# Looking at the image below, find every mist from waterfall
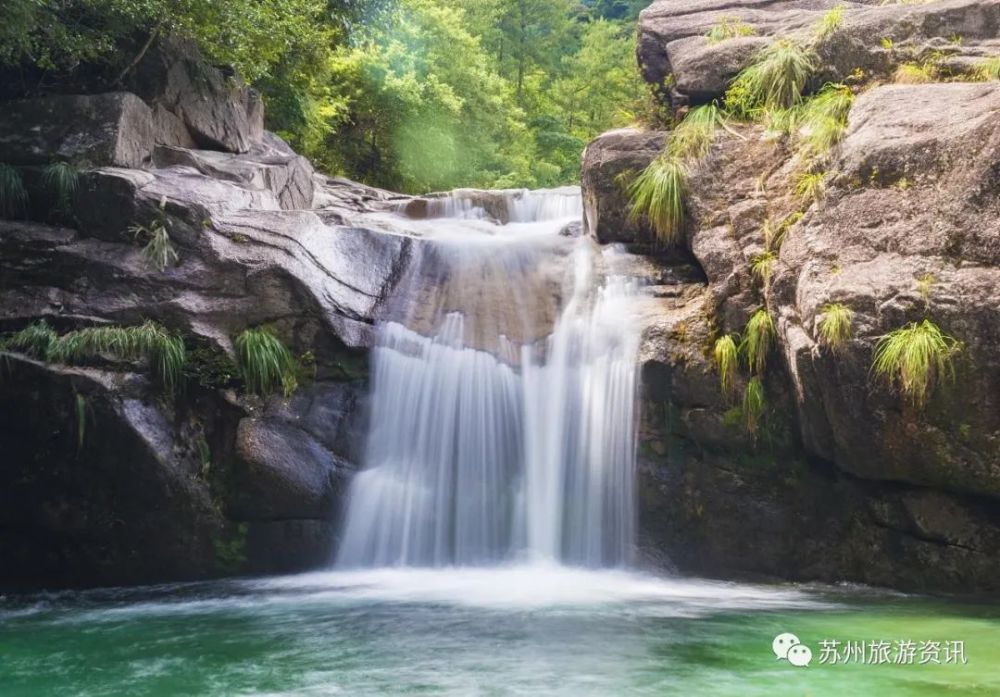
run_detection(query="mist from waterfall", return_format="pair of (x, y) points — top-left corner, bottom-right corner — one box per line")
(336, 188), (641, 569)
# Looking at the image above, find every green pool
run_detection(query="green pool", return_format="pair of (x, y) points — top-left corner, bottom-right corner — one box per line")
(2, 565), (997, 696)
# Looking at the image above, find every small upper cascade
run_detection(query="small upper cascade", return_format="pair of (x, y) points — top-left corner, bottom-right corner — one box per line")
(397, 186), (583, 225)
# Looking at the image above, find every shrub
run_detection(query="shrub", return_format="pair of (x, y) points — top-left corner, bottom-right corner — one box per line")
(628, 155), (687, 244)
(817, 303), (853, 352)
(871, 319), (961, 407)
(741, 309), (775, 375)
(742, 376), (765, 435)
(42, 162), (79, 213)
(893, 63), (933, 84)
(707, 16), (755, 44)
(725, 40), (817, 119)
(713, 334), (740, 395)
(235, 326), (299, 397)
(0, 163), (28, 218)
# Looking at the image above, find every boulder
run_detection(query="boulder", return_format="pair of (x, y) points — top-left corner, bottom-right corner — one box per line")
(127, 36), (264, 153)
(581, 128), (666, 245)
(638, 0), (1000, 107)
(0, 92), (154, 168)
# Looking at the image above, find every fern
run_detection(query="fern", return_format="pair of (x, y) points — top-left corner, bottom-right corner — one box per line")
(0, 163), (28, 218)
(872, 319), (960, 407)
(628, 155), (687, 244)
(235, 326), (299, 397)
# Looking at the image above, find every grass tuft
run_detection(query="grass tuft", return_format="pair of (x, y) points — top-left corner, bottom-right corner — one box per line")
(131, 219), (179, 272)
(893, 63), (934, 84)
(713, 334), (740, 395)
(741, 309), (775, 375)
(725, 40), (817, 119)
(742, 376), (765, 436)
(235, 326), (299, 397)
(796, 83), (853, 155)
(2, 320), (58, 358)
(42, 162), (80, 213)
(628, 155), (687, 244)
(0, 163), (28, 218)
(817, 303), (853, 352)
(813, 5), (845, 42)
(668, 104), (723, 161)
(973, 56), (1000, 81)
(751, 251), (776, 286)
(706, 16), (755, 44)
(795, 171), (826, 202)
(872, 319), (960, 407)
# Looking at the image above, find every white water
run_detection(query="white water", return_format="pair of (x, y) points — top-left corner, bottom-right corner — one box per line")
(336, 187), (641, 569)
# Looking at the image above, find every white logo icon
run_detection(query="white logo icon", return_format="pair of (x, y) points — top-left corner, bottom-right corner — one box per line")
(773, 632), (811, 667)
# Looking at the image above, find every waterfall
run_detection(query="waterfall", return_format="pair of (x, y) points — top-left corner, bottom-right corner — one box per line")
(336, 187), (640, 569)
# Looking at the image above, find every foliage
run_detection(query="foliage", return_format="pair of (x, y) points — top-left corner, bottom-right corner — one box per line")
(713, 334), (740, 395)
(0, 163), (28, 218)
(42, 161), (80, 213)
(628, 155), (687, 244)
(751, 251), (776, 286)
(131, 201), (178, 271)
(2, 319), (186, 393)
(668, 104), (722, 160)
(742, 376), (765, 436)
(706, 17), (755, 44)
(813, 5), (844, 41)
(974, 57), (1000, 81)
(817, 303), (853, 352)
(872, 319), (960, 407)
(235, 327), (299, 397)
(724, 40), (817, 119)
(741, 309), (775, 375)
(795, 171), (826, 201)
(795, 83), (853, 155)
(894, 63), (934, 84)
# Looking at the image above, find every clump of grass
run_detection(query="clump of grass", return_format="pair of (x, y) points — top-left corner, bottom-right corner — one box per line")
(974, 56), (1000, 81)
(741, 309), (775, 375)
(796, 83), (854, 155)
(0, 163), (28, 218)
(42, 162), (79, 213)
(668, 104), (723, 160)
(916, 272), (936, 305)
(235, 326), (299, 397)
(742, 376), (765, 435)
(894, 63), (934, 84)
(751, 251), (776, 286)
(813, 4), (845, 42)
(707, 16), (755, 44)
(714, 334), (740, 395)
(131, 218), (179, 271)
(2, 319), (58, 358)
(50, 321), (186, 393)
(3, 320), (186, 393)
(872, 319), (961, 407)
(725, 40), (817, 119)
(817, 303), (854, 352)
(795, 171), (826, 202)
(628, 155), (687, 244)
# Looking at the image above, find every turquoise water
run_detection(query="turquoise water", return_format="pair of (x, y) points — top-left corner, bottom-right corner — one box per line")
(1, 565), (998, 696)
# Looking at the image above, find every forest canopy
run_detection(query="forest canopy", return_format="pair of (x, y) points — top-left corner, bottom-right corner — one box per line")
(1, 0), (649, 193)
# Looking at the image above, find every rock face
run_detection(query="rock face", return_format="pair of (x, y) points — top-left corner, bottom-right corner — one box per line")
(638, 0), (1000, 107)
(587, 2), (1000, 593)
(0, 42), (422, 590)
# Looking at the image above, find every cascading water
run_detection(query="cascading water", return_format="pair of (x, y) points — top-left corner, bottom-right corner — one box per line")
(336, 187), (641, 569)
